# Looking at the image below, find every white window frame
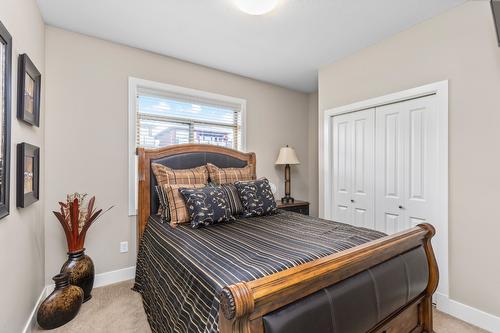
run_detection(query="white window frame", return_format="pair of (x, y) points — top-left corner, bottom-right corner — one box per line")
(128, 77), (247, 216)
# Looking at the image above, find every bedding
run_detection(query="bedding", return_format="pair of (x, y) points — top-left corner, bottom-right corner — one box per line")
(165, 184), (206, 225)
(206, 163), (255, 184)
(155, 185), (170, 222)
(152, 164), (209, 187)
(179, 186), (235, 228)
(219, 183), (243, 216)
(134, 210), (386, 333)
(234, 178), (277, 217)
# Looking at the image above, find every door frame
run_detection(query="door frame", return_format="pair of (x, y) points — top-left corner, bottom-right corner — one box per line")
(320, 80), (449, 296)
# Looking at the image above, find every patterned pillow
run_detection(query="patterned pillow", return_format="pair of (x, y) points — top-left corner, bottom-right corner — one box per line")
(234, 178), (277, 217)
(165, 184), (206, 225)
(206, 163), (255, 185)
(151, 164), (209, 216)
(152, 164), (208, 186)
(220, 183), (243, 216)
(155, 185), (170, 222)
(179, 186), (235, 228)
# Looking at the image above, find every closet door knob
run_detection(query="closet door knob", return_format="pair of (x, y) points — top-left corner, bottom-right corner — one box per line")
(399, 205), (404, 209)
(350, 199), (355, 203)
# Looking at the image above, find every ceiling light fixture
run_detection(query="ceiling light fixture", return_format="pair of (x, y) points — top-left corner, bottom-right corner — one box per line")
(233, 0), (280, 15)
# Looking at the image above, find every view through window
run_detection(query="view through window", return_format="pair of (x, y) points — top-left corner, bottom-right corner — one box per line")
(136, 91), (243, 151)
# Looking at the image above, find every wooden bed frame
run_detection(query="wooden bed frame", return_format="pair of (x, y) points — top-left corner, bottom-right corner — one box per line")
(137, 144), (439, 333)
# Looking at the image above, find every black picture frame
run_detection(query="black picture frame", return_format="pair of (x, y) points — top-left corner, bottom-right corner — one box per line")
(17, 143), (40, 208)
(492, 0), (500, 47)
(0, 20), (12, 219)
(17, 54), (41, 127)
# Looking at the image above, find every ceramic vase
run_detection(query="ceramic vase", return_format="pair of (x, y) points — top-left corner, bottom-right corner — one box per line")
(60, 248), (95, 302)
(37, 273), (84, 329)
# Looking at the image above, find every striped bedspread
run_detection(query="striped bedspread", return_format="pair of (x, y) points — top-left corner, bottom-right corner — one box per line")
(133, 211), (386, 333)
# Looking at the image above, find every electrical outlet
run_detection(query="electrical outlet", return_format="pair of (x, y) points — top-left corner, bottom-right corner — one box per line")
(120, 241), (128, 253)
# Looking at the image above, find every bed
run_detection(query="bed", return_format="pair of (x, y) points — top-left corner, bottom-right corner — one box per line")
(134, 144), (439, 333)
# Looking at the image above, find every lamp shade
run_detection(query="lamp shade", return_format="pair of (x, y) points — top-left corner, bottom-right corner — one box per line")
(275, 146), (300, 165)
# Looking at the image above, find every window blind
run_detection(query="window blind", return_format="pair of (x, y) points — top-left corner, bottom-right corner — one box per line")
(136, 88), (243, 150)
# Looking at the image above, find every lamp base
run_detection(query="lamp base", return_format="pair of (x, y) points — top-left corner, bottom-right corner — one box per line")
(281, 196), (295, 204)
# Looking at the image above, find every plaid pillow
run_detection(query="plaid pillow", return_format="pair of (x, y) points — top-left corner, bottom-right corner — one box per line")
(165, 184), (206, 225)
(152, 164), (208, 186)
(155, 185), (170, 223)
(206, 163), (255, 184)
(151, 164), (208, 216)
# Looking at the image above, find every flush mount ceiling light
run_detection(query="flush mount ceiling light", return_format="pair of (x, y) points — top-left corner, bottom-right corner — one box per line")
(233, 0), (280, 15)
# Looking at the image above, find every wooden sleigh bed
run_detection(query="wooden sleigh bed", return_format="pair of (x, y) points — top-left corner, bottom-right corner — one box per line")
(135, 144), (439, 333)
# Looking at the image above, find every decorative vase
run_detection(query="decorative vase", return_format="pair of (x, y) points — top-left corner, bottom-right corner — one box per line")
(60, 248), (95, 302)
(37, 273), (84, 330)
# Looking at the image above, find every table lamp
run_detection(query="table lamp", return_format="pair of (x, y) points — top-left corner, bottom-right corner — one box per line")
(275, 145), (300, 203)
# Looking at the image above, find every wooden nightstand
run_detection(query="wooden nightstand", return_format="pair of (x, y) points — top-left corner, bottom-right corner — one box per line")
(276, 200), (310, 216)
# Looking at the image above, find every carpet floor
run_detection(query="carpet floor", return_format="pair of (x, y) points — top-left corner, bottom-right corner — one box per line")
(33, 280), (488, 333)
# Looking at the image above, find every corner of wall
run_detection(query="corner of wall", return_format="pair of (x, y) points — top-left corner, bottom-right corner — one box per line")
(308, 91), (319, 217)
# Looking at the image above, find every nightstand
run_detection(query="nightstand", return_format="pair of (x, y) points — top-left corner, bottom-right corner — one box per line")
(276, 200), (310, 216)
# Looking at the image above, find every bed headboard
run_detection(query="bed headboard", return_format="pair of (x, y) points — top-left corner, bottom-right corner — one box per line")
(136, 144), (256, 243)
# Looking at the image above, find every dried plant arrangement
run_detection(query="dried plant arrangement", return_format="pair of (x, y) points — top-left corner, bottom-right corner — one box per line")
(53, 193), (113, 253)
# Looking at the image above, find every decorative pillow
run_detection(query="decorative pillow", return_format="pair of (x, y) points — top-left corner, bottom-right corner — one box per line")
(151, 164), (208, 216)
(220, 183), (243, 216)
(155, 185), (170, 222)
(179, 186), (235, 228)
(165, 184), (206, 225)
(234, 178), (277, 217)
(152, 164), (208, 187)
(206, 163), (255, 185)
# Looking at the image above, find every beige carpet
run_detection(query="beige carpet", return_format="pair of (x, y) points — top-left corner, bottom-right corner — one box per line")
(34, 280), (151, 333)
(34, 280), (488, 333)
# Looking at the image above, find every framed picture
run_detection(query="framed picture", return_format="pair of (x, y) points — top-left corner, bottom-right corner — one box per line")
(17, 143), (40, 208)
(0, 20), (12, 219)
(17, 54), (41, 127)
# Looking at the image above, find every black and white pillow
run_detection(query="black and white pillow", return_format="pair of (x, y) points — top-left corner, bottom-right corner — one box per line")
(234, 178), (277, 218)
(220, 183), (244, 216)
(179, 186), (235, 228)
(155, 185), (170, 223)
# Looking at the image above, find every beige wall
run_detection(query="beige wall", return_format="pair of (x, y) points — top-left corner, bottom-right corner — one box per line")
(44, 27), (311, 283)
(0, 0), (45, 331)
(318, 1), (500, 317)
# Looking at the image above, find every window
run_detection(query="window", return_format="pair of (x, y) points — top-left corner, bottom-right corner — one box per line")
(128, 78), (246, 215)
(136, 91), (243, 150)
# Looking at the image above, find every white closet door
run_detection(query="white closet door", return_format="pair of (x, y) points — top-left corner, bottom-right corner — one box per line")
(375, 95), (437, 233)
(332, 115), (352, 223)
(375, 103), (406, 233)
(350, 110), (375, 229)
(403, 97), (438, 228)
(332, 109), (375, 228)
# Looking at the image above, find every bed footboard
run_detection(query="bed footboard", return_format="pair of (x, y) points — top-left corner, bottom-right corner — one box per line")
(219, 224), (438, 333)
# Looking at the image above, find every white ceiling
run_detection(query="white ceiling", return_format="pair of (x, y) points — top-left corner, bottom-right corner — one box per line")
(37, 0), (465, 93)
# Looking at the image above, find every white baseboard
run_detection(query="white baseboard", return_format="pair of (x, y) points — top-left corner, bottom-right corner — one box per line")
(45, 266), (136, 296)
(25, 266), (136, 332)
(94, 266), (136, 289)
(436, 292), (500, 332)
(22, 286), (49, 333)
